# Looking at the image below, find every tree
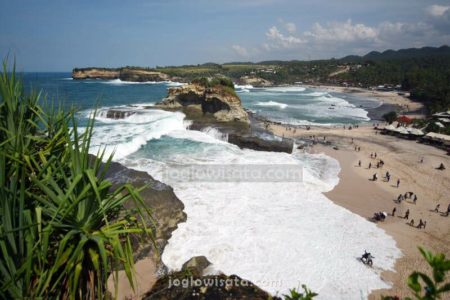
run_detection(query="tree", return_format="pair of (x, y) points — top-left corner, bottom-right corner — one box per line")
(383, 111), (398, 124)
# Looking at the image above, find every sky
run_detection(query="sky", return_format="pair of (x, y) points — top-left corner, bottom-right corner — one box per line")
(1, 0), (449, 71)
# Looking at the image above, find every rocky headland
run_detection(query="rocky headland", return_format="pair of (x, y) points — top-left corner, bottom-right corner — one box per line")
(72, 67), (171, 82)
(155, 79), (249, 123)
(238, 75), (273, 87)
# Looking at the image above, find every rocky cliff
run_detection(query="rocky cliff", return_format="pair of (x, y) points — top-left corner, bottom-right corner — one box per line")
(72, 67), (170, 82)
(239, 75), (273, 87)
(155, 83), (249, 123)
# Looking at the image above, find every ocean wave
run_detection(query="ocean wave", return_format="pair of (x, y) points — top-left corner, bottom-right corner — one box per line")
(99, 79), (185, 86)
(262, 86), (306, 92)
(255, 101), (288, 109)
(234, 84), (254, 89)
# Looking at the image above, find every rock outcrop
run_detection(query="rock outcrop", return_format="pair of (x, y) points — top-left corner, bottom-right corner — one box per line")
(143, 273), (279, 300)
(228, 133), (294, 153)
(104, 161), (186, 261)
(239, 75), (273, 87)
(72, 67), (170, 82)
(72, 68), (120, 80)
(155, 83), (249, 123)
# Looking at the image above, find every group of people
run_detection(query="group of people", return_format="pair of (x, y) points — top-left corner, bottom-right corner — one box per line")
(396, 192), (418, 204)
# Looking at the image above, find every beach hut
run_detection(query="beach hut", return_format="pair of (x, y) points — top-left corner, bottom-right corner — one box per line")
(382, 124), (396, 135)
(407, 128), (424, 136)
(421, 132), (450, 148)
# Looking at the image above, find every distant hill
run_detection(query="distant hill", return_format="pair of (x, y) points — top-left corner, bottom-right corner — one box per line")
(340, 45), (450, 62)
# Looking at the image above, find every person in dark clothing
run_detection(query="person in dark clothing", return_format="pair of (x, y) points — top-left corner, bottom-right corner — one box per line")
(392, 207), (396, 216)
(397, 179), (400, 188)
(404, 209), (410, 220)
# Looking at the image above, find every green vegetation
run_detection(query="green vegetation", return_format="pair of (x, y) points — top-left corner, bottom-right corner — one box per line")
(383, 247), (450, 300)
(283, 285), (318, 300)
(0, 62), (153, 299)
(383, 111), (398, 124)
(191, 76), (237, 97)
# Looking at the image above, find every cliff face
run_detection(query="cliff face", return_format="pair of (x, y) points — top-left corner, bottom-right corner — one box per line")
(72, 68), (119, 80)
(155, 84), (249, 123)
(239, 75), (273, 87)
(72, 67), (170, 82)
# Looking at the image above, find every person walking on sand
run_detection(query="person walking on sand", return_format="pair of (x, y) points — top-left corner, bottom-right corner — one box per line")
(413, 194), (417, 204)
(409, 219), (414, 226)
(397, 179), (400, 188)
(404, 209), (410, 220)
(392, 207), (396, 216)
(417, 219), (424, 229)
(434, 204), (440, 213)
(358, 160), (361, 167)
(374, 152), (377, 158)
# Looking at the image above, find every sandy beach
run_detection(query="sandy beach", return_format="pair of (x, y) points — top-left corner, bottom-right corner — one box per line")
(268, 123), (450, 298)
(304, 84), (426, 119)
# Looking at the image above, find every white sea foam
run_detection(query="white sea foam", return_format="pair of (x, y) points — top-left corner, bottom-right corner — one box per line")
(89, 108), (187, 159)
(263, 86), (306, 92)
(85, 104), (400, 299)
(234, 84), (254, 89)
(118, 137), (401, 299)
(99, 79), (185, 86)
(256, 101), (288, 109)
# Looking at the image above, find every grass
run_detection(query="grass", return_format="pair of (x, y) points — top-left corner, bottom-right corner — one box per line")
(0, 60), (153, 299)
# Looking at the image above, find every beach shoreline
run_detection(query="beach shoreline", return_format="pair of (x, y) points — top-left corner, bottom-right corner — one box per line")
(303, 84), (426, 119)
(266, 123), (450, 299)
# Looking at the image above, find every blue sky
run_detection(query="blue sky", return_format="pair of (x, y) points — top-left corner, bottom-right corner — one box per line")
(1, 0), (449, 71)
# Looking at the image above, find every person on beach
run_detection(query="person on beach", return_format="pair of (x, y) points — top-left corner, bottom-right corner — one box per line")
(409, 219), (414, 226)
(392, 207), (396, 216)
(370, 153), (373, 158)
(413, 194), (417, 204)
(397, 179), (400, 188)
(369, 162), (372, 169)
(372, 173), (378, 181)
(374, 152), (377, 158)
(358, 160), (361, 167)
(437, 163), (446, 170)
(446, 204), (450, 216)
(404, 209), (410, 220)
(397, 194), (404, 202)
(420, 157), (424, 163)
(434, 204), (440, 213)
(386, 171), (390, 178)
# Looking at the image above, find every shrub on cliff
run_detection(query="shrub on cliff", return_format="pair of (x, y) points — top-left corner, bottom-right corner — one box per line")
(0, 61), (153, 299)
(192, 76), (235, 90)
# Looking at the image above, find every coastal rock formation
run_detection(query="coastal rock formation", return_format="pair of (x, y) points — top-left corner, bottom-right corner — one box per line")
(120, 68), (170, 82)
(104, 161), (186, 261)
(239, 75), (273, 87)
(228, 133), (293, 153)
(181, 256), (212, 276)
(143, 273), (278, 300)
(72, 68), (119, 80)
(155, 83), (249, 123)
(104, 109), (135, 119)
(72, 67), (170, 82)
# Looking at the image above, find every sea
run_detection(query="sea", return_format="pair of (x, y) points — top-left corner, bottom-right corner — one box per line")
(22, 73), (401, 300)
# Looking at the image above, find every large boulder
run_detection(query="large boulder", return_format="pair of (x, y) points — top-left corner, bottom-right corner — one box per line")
(181, 256), (212, 276)
(155, 83), (249, 123)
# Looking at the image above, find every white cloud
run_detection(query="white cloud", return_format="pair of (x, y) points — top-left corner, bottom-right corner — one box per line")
(265, 26), (303, 49)
(427, 5), (450, 17)
(304, 20), (378, 43)
(285, 22), (296, 33)
(232, 44), (249, 56)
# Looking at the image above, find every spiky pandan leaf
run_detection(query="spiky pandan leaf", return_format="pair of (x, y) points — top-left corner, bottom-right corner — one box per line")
(0, 60), (154, 299)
